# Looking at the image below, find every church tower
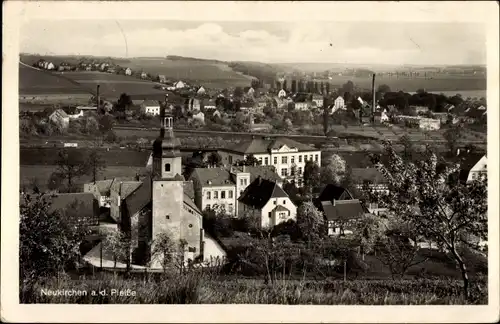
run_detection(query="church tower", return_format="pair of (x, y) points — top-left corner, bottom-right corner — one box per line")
(150, 107), (186, 268)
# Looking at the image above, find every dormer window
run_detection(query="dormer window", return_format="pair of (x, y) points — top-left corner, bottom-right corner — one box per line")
(165, 163), (171, 172)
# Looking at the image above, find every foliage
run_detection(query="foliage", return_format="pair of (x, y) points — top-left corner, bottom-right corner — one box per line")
(54, 149), (90, 189)
(443, 124), (464, 156)
(114, 93), (133, 113)
(86, 149), (107, 183)
(302, 160), (321, 196)
(206, 152), (222, 167)
(151, 231), (175, 272)
(369, 141), (487, 299)
(20, 193), (91, 285)
(320, 154), (346, 186)
(102, 229), (128, 269)
(47, 172), (64, 191)
(296, 202), (324, 244)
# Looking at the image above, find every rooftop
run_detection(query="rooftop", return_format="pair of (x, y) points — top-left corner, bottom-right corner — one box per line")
(224, 137), (317, 155)
(320, 199), (366, 221)
(238, 177), (289, 209)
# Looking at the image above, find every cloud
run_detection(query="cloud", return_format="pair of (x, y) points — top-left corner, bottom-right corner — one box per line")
(20, 20), (486, 64)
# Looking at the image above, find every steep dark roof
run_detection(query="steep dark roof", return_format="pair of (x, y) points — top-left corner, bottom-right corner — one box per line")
(317, 184), (353, 202)
(351, 168), (388, 185)
(225, 137), (317, 154)
(48, 193), (99, 226)
(191, 168), (234, 187)
(239, 166), (282, 183)
(320, 199), (365, 221)
(183, 181), (195, 200)
(123, 177), (152, 218)
(238, 178), (289, 209)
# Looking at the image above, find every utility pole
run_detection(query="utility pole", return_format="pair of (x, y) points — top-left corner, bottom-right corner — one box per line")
(371, 73), (376, 123)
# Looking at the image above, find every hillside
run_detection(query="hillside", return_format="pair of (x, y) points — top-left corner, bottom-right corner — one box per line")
(19, 64), (92, 95)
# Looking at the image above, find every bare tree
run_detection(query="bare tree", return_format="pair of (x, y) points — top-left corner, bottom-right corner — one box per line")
(86, 149), (106, 184)
(55, 149), (89, 189)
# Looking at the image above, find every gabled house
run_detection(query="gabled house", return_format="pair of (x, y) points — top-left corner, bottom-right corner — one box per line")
(278, 89), (287, 98)
(203, 99), (217, 110)
(312, 94), (324, 108)
(49, 109), (70, 129)
(315, 184), (366, 236)
(238, 177), (297, 229)
(192, 110), (205, 124)
(332, 96), (346, 113)
(175, 81), (185, 89)
(247, 87), (255, 97)
(373, 109), (389, 124)
(187, 98), (201, 111)
(125, 68), (132, 76)
(141, 71), (148, 79)
(197, 86), (206, 95)
(189, 165), (282, 216)
(453, 150), (487, 183)
(157, 75), (167, 83)
(294, 101), (310, 111)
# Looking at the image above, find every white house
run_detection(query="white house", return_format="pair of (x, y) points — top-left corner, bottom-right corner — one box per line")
(175, 81), (185, 89)
(192, 111), (205, 124)
(218, 137), (321, 186)
(312, 94), (324, 108)
(67, 108), (84, 120)
(456, 152), (487, 183)
(141, 72), (148, 79)
(238, 177), (297, 228)
(203, 99), (217, 110)
(49, 109), (70, 129)
(278, 89), (287, 98)
(294, 102), (310, 111)
(197, 86), (206, 95)
(189, 166), (283, 216)
(125, 68), (132, 76)
(141, 100), (161, 116)
(374, 109), (389, 123)
(247, 87), (255, 96)
(331, 96), (346, 113)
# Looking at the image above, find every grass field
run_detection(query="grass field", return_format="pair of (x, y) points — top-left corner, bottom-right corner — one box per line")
(19, 64), (91, 95)
(20, 165), (148, 191)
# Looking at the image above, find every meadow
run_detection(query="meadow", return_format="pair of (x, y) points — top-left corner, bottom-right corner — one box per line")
(19, 64), (91, 95)
(21, 271), (487, 304)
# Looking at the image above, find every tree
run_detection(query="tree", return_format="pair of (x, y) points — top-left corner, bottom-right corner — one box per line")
(377, 84), (391, 94)
(86, 149), (106, 183)
(98, 114), (114, 133)
(320, 154), (346, 186)
(297, 201), (324, 245)
(55, 149), (89, 189)
(398, 134), (415, 161)
(443, 124), (463, 156)
(151, 231), (175, 273)
(239, 154), (260, 166)
(114, 93), (133, 113)
(291, 80), (297, 93)
(303, 160), (321, 196)
(322, 103), (330, 135)
(207, 152), (222, 167)
(283, 118), (293, 132)
(373, 218), (427, 279)
(233, 87), (244, 98)
(370, 141), (487, 300)
(341, 81), (355, 94)
(47, 172), (64, 191)
(20, 193), (91, 286)
(103, 229), (127, 269)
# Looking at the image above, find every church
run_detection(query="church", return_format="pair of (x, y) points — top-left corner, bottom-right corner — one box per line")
(83, 108), (226, 270)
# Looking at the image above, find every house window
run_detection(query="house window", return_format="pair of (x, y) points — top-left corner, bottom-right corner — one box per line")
(214, 191), (218, 199)
(283, 200), (286, 204)
(298, 167), (303, 174)
(281, 168), (288, 177)
(258, 158), (263, 165)
(188, 224), (193, 228)
(165, 215), (170, 220)
(315, 155), (319, 162)
(228, 190), (233, 199)
(291, 156), (295, 164)
(228, 204), (234, 213)
(268, 212), (272, 218)
(221, 191), (226, 199)
(229, 156), (233, 164)
(240, 179), (244, 186)
(264, 157), (269, 165)
(309, 155), (313, 161)
(207, 191), (211, 200)
(282, 156), (287, 164)
(244, 179), (248, 186)
(240, 190), (244, 196)
(273, 200), (277, 205)
(274, 157), (278, 164)
(188, 246), (196, 253)
(206, 204), (211, 210)
(165, 163), (171, 172)
(279, 212), (287, 219)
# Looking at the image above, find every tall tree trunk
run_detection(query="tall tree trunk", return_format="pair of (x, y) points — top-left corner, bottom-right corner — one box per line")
(452, 246), (470, 300)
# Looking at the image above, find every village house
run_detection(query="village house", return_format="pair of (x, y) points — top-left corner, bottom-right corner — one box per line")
(247, 87), (255, 97)
(256, 97), (268, 110)
(192, 110), (205, 124)
(462, 106), (487, 124)
(454, 149), (487, 183)
(373, 109), (389, 124)
(238, 177), (297, 229)
(278, 89), (287, 98)
(394, 115), (441, 130)
(141, 71), (148, 79)
(315, 185), (367, 236)
(197, 86), (206, 95)
(312, 94), (324, 108)
(189, 165), (282, 216)
(412, 106), (429, 114)
(217, 137), (321, 186)
(294, 101), (310, 111)
(49, 109), (70, 129)
(175, 81), (186, 89)
(47, 193), (100, 227)
(331, 96), (346, 113)
(85, 113), (227, 270)
(125, 67), (132, 76)
(141, 100), (161, 116)
(350, 168), (389, 215)
(187, 98), (201, 111)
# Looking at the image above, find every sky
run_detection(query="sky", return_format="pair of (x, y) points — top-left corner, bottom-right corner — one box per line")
(20, 20), (487, 65)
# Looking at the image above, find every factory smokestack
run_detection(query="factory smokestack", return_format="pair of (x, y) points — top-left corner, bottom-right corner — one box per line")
(96, 84), (100, 109)
(371, 74), (376, 123)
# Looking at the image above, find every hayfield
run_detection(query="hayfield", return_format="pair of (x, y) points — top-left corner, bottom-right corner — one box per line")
(316, 75), (486, 93)
(19, 64), (91, 95)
